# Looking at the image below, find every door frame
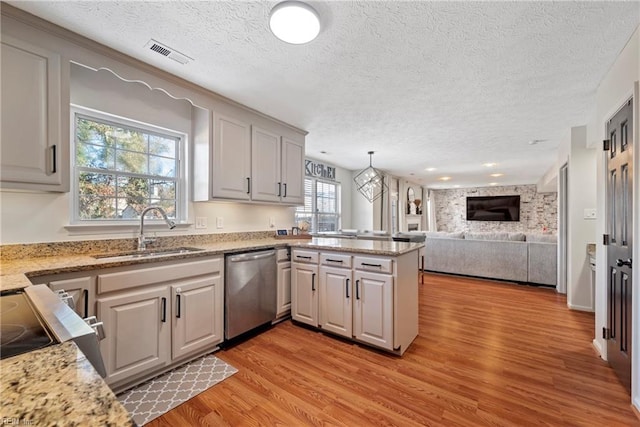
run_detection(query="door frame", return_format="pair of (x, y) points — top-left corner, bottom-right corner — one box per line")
(558, 163), (569, 295)
(632, 83), (640, 405)
(598, 84), (638, 402)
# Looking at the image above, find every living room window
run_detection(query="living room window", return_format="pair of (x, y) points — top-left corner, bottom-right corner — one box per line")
(295, 178), (340, 232)
(71, 107), (185, 223)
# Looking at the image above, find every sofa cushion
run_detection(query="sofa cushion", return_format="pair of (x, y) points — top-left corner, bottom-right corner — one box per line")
(527, 234), (557, 243)
(425, 231), (464, 239)
(464, 232), (510, 241)
(507, 232), (526, 241)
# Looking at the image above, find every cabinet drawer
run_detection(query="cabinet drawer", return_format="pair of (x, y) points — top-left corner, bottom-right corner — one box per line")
(98, 257), (223, 294)
(291, 250), (318, 264)
(320, 253), (352, 268)
(354, 256), (393, 274)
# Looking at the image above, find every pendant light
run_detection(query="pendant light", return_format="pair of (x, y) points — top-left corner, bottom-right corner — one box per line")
(269, 1), (321, 44)
(353, 151), (388, 202)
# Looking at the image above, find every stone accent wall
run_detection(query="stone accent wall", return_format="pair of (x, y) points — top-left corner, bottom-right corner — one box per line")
(432, 185), (557, 234)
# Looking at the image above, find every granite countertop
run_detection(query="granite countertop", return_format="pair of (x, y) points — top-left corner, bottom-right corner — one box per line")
(291, 237), (423, 255)
(0, 237), (422, 290)
(0, 342), (135, 426)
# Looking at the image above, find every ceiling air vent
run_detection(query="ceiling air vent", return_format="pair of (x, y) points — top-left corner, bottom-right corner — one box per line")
(144, 39), (193, 65)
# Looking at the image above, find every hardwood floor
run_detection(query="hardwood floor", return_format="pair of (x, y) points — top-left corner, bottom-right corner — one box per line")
(148, 273), (639, 426)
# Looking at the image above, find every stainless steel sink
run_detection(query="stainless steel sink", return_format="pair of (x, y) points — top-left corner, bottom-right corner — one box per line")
(93, 246), (204, 261)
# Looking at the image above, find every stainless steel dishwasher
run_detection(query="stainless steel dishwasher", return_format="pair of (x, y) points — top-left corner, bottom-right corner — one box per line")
(225, 249), (277, 340)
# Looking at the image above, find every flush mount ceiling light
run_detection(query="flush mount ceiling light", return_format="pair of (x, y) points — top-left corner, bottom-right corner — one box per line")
(483, 162), (498, 168)
(353, 151), (388, 203)
(269, 1), (320, 44)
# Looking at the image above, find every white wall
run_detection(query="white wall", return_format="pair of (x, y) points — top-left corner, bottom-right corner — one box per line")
(0, 64), (296, 244)
(334, 164), (352, 230)
(565, 126), (597, 311)
(351, 171), (374, 230)
(593, 26), (639, 407)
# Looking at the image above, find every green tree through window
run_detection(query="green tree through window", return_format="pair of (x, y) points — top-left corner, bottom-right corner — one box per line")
(74, 114), (180, 221)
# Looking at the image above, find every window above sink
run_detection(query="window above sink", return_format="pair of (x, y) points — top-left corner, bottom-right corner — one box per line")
(70, 105), (187, 225)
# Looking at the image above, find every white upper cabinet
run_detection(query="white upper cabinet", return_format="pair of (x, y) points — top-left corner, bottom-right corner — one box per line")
(281, 137), (304, 204)
(251, 126), (281, 202)
(211, 113), (252, 200)
(1, 35), (69, 191)
(193, 107), (305, 205)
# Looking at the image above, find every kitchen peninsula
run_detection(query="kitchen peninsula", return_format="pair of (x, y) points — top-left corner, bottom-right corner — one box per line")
(0, 233), (422, 420)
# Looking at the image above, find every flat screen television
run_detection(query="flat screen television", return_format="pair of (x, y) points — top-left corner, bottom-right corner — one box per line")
(466, 195), (520, 222)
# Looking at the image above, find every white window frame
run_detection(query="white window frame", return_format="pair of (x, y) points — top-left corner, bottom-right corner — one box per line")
(295, 178), (341, 232)
(70, 105), (187, 225)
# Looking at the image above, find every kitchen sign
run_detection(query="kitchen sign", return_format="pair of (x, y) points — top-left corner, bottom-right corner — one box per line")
(305, 159), (336, 181)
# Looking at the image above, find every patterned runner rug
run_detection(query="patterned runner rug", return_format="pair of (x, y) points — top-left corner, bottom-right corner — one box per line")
(117, 354), (238, 425)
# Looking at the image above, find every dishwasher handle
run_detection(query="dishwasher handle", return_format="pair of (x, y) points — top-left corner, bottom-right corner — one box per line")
(227, 250), (276, 263)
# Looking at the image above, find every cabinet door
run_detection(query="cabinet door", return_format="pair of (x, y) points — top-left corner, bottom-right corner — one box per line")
(353, 271), (393, 350)
(172, 275), (223, 360)
(212, 113), (251, 200)
(48, 276), (94, 319)
(251, 126), (282, 202)
(319, 266), (353, 338)
(291, 263), (319, 326)
(281, 138), (304, 204)
(97, 287), (170, 385)
(277, 261), (292, 317)
(1, 35), (64, 189)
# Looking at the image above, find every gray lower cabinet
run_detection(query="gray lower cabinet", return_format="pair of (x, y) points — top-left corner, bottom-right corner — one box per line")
(48, 276), (94, 319)
(291, 249), (418, 355)
(95, 257), (224, 390)
(276, 249), (292, 318)
(97, 286), (171, 386)
(319, 264), (353, 338)
(171, 276), (223, 360)
(291, 250), (319, 327)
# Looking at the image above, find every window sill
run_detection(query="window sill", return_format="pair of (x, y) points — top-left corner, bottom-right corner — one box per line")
(64, 222), (192, 236)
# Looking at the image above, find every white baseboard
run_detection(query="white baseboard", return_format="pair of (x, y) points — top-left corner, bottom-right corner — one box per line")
(592, 338), (604, 359)
(567, 303), (595, 312)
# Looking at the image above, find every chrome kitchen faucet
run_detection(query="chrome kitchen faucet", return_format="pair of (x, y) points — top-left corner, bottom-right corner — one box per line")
(138, 206), (176, 250)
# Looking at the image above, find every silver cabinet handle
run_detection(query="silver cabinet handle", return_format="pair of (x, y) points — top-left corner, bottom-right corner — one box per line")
(84, 316), (106, 340)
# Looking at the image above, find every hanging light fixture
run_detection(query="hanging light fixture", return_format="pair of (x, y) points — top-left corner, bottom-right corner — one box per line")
(353, 151), (388, 203)
(269, 1), (321, 45)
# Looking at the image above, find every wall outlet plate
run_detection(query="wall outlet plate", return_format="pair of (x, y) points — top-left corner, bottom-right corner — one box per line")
(216, 217), (224, 229)
(195, 217), (207, 229)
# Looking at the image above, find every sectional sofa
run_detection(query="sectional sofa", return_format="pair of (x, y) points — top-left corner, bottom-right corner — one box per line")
(423, 231), (557, 286)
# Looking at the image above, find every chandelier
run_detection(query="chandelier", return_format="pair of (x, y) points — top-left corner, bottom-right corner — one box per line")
(353, 151), (388, 202)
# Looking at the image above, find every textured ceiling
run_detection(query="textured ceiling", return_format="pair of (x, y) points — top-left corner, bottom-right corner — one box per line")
(8, 1), (640, 189)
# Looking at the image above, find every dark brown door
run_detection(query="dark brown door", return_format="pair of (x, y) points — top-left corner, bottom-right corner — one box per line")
(606, 98), (634, 393)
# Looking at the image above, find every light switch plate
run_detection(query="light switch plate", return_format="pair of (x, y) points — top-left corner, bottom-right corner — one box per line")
(216, 217), (224, 229)
(583, 208), (597, 219)
(195, 217), (207, 229)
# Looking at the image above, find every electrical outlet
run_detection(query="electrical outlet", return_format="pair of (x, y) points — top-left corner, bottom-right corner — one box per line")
(269, 217), (275, 228)
(216, 217), (224, 229)
(195, 217), (207, 229)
